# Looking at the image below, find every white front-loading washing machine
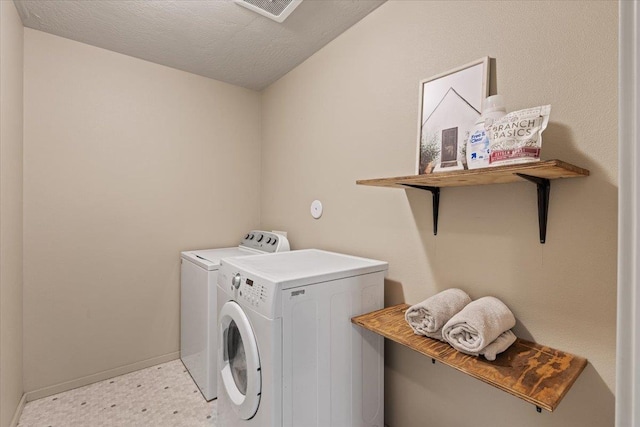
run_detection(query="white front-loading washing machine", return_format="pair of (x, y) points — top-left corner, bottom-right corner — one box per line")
(217, 249), (387, 427)
(180, 230), (289, 401)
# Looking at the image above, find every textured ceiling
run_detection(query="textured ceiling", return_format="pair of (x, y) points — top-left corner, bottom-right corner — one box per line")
(13, 0), (385, 91)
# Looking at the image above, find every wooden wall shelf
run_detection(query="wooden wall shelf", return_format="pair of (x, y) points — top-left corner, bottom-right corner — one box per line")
(352, 304), (587, 412)
(356, 159), (589, 243)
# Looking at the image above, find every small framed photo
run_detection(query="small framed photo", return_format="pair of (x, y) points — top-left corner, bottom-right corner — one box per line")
(416, 57), (490, 174)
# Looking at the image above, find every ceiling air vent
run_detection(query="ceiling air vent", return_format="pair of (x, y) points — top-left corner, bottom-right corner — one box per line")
(234, 0), (304, 23)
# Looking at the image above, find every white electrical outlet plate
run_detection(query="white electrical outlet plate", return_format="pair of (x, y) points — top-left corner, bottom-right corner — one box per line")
(310, 200), (323, 219)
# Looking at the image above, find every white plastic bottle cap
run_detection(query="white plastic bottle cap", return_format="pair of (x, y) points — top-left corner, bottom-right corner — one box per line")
(483, 95), (506, 113)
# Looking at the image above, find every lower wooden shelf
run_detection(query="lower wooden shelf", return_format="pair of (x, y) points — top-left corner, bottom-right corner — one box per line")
(351, 304), (587, 412)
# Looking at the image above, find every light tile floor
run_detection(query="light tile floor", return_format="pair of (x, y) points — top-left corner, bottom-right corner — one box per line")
(18, 360), (217, 427)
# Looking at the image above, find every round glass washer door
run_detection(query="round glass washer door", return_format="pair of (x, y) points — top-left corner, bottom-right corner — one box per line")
(219, 301), (261, 420)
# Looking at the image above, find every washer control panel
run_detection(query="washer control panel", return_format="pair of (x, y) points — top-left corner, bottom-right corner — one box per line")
(220, 270), (274, 318)
(239, 230), (290, 253)
(237, 277), (268, 307)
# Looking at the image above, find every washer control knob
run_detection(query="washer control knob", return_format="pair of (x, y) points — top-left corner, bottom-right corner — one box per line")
(257, 234), (264, 242)
(232, 273), (242, 289)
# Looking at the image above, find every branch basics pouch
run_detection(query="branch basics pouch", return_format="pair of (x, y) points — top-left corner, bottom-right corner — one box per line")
(487, 105), (551, 166)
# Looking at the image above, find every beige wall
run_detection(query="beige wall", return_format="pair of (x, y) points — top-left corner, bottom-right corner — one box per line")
(261, 1), (617, 426)
(23, 29), (262, 394)
(0, 1), (24, 425)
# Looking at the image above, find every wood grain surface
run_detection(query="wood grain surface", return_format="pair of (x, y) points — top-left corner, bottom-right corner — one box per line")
(356, 159), (589, 189)
(352, 304), (588, 412)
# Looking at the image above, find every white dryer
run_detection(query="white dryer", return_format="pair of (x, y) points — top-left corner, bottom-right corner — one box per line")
(180, 231), (289, 401)
(217, 249), (387, 427)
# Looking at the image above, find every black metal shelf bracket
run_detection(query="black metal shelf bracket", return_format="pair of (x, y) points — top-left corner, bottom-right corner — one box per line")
(536, 406), (542, 413)
(515, 173), (551, 244)
(401, 175), (551, 243)
(401, 184), (440, 235)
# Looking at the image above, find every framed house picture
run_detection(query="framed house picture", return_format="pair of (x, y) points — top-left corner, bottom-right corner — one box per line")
(416, 57), (490, 174)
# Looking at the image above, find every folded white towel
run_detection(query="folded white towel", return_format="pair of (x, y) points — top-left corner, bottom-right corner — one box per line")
(481, 330), (517, 361)
(404, 288), (472, 341)
(442, 296), (516, 358)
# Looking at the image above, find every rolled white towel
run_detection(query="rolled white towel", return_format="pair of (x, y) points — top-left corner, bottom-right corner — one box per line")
(404, 288), (472, 341)
(442, 296), (516, 358)
(481, 330), (517, 361)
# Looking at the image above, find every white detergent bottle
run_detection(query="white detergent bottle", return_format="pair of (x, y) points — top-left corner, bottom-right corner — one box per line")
(466, 95), (506, 169)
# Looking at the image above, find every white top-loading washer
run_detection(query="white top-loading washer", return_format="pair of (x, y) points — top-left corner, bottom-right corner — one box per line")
(180, 231), (289, 401)
(216, 249), (387, 427)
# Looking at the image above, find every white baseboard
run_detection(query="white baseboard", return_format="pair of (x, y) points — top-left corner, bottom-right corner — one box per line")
(9, 393), (26, 427)
(25, 352), (180, 402)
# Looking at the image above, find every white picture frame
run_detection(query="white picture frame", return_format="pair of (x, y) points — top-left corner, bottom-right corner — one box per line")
(416, 57), (490, 174)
